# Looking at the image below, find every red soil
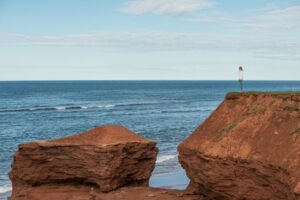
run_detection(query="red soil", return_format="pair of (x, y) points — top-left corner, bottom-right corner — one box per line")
(44, 125), (148, 145)
(179, 92), (300, 200)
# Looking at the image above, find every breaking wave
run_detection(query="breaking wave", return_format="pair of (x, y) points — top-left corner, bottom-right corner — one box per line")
(161, 108), (212, 114)
(0, 184), (11, 194)
(0, 101), (186, 113)
(0, 104), (116, 113)
(156, 155), (177, 164)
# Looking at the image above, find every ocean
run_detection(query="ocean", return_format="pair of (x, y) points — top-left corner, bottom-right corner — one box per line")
(1, 80), (300, 198)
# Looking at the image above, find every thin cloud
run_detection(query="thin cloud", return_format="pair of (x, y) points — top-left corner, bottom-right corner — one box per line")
(0, 32), (229, 50)
(189, 5), (300, 31)
(1, 31), (299, 60)
(252, 6), (300, 30)
(261, 6), (300, 20)
(259, 54), (300, 60)
(119, 0), (214, 15)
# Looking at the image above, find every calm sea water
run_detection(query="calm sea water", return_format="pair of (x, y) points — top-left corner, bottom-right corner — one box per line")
(1, 80), (300, 196)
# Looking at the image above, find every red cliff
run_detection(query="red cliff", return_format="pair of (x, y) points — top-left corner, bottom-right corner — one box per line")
(179, 92), (300, 200)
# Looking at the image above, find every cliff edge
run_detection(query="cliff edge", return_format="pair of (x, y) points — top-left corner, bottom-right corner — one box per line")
(179, 92), (300, 200)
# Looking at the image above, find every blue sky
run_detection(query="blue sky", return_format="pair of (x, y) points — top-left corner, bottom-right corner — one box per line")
(0, 0), (299, 80)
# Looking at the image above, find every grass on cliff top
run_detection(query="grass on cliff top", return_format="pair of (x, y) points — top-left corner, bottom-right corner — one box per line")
(226, 91), (300, 99)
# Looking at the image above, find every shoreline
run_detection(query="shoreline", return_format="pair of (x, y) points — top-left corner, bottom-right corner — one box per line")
(150, 169), (189, 190)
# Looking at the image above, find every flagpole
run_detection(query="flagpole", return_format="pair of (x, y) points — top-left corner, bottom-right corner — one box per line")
(239, 66), (244, 92)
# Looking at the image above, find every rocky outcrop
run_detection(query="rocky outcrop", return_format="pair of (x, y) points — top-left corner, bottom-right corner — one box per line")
(179, 92), (300, 200)
(9, 125), (158, 199)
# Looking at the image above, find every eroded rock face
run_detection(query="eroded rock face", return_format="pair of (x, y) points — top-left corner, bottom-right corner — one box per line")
(9, 125), (158, 199)
(179, 92), (300, 200)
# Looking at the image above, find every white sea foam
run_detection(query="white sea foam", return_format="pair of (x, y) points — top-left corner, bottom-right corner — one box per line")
(55, 106), (66, 110)
(0, 184), (12, 194)
(104, 105), (115, 108)
(156, 155), (177, 164)
(1, 100), (186, 113)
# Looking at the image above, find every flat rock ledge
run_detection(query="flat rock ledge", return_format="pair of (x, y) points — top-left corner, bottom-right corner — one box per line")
(9, 125), (159, 199)
(7, 185), (206, 200)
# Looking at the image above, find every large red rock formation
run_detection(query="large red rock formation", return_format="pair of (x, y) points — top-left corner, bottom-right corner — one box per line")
(9, 125), (158, 199)
(179, 92), (300, 200)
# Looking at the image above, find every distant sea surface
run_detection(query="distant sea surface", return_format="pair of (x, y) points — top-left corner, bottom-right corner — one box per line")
(1, 80), (300, 196)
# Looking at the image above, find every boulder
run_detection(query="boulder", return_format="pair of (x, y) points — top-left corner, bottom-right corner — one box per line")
(9, 125), (158, 199)
(179, 92), (300, 200)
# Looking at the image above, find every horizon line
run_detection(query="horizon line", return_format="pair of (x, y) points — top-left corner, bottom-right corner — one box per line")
(0, 80), (299, 82)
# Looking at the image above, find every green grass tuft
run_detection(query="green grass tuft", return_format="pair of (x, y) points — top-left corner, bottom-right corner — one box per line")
(247, 106), (266, 115)
(282, 102), (300, 112)
(290, 127), (300, 137)
(215, 123), (237, 141)
(226, 91), (300, 100)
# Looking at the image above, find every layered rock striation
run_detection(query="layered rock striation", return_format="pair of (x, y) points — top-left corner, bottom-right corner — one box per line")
(9, 125), (158, 199)
(179, 92), (300, 200)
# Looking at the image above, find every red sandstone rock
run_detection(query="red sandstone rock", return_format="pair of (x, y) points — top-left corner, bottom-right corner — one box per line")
(9, 125), (158, 199)
(179, 92), (300, 200)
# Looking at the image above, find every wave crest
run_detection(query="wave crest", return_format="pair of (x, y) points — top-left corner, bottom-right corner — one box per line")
(156, 155), (177, 164)
(0, 104), (116, 113)
(0, 100), (186, 113)
(0, 184), (11, 194)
